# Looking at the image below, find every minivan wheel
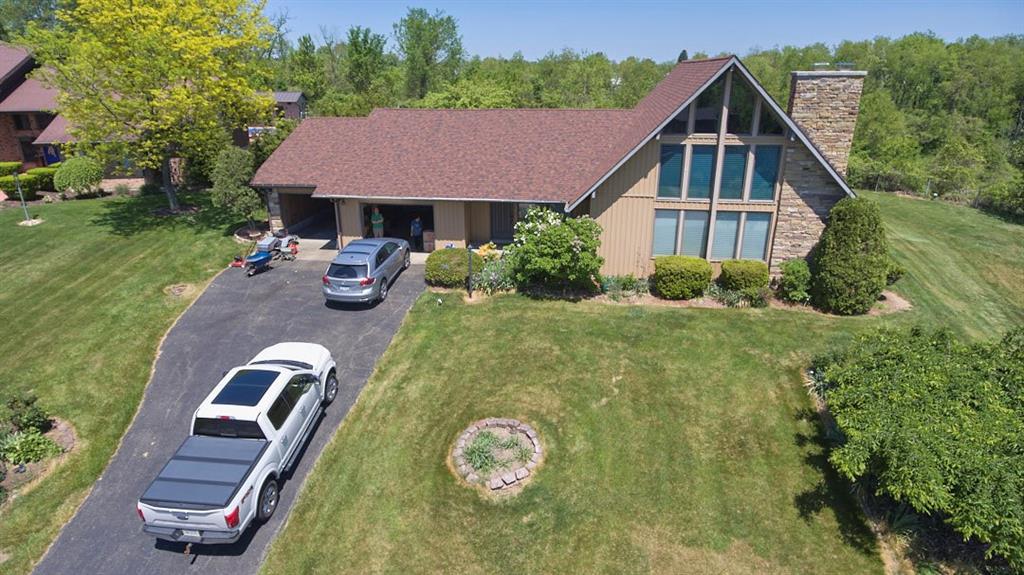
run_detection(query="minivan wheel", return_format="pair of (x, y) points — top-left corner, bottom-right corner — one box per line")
(323, 373), (338, 405)
(257, 478), (279, 523)
(378, 279), (388, 302)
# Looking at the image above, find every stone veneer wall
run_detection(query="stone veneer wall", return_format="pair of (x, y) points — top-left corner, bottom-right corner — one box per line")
(770, 142), (847, 271)
(787, 71), (865, 178)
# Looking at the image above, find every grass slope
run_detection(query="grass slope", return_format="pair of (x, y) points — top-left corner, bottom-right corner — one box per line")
(0, 195), (240, 574)
(864, 191), (1024, 339)
(261, 193), (1022, 574)
(262, 298), (881, 574)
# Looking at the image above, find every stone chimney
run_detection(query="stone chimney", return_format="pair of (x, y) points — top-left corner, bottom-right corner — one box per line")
(787, 66), (866, 177)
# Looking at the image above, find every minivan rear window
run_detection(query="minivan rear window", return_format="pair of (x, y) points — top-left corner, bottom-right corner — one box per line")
(327, 264), (367, 279)
(192, 417), (266, 439)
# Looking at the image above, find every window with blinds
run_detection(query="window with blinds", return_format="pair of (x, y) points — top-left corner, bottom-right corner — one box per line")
(719, 146), (748, 200)
(652, 210), (679, 256)
(740, 212), (771, 260)
(750, 145), (781, 200)
(657, 145), (683, 198)
(710, 211), (740, 260)
(681, 211), (710, 257)
(687, 145), (716, 199)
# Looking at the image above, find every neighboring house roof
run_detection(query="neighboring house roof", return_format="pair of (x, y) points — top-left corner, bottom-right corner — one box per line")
(33, 114), (70, 145)
(0, 44), (31, 86)
(273, 91), (304, 104)
(253, 56), (854, 207)
(0, 77), (58, 113)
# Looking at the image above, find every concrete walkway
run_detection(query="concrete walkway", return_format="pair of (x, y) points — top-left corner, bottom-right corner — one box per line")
(33, 260), (424, 575)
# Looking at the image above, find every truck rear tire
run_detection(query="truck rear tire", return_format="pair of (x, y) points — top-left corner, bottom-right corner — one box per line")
(257, 478), (279, 523)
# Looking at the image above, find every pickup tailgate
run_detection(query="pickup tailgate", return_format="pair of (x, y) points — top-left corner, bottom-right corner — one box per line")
(140, 435), (268, 528)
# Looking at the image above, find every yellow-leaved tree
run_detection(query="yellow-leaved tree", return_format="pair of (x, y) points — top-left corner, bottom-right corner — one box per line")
(23, 0), (275, 210)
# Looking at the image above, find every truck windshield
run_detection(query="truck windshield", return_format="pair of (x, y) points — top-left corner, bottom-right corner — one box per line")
(192, 417), (266, 440)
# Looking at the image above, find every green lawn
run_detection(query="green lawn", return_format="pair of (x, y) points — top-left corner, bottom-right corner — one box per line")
(260, 194), (1022, 574)
(0, 195), (240, 574)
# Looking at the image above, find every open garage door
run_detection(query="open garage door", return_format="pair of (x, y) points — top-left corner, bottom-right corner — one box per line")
(361, 204), (435, 252)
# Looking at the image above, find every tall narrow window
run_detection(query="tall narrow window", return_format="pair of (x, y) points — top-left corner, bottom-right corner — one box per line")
(663, 106), (689, 135)
(681, 211), (710, 257)
(759, 106), (785, 135)
(652, 210), (679, 256)
(693, 77), (724, 133)
(687, 145), (716, 199)
(727, 77), (756, 134)
(710, 211), (740, 260)
(657, 144), (683, 199)
(740, 212), (771, 260)
(750, 145), (781, 200)
(719, 146), (748, 200)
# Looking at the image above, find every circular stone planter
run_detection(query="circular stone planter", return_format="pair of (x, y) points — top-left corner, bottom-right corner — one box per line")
(452, 418), (543, 492)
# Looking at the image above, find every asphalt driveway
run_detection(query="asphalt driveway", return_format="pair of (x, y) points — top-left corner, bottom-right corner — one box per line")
(33, 260), (424, 575)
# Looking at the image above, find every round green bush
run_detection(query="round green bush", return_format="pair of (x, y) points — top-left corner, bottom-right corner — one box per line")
(425, 248), (484, 288)
(0, 173), (42, 200)
(812, 197), (890, 315)
(719, 260), (769, 292)
(0, 161), (21, 177)
(53, 156), (103, 194)
(653, 255), (712, 300)
(778, 259), (812, 303)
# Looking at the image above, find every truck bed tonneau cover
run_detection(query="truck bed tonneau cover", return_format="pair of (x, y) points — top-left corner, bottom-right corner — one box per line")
(140, 435), (269, 511)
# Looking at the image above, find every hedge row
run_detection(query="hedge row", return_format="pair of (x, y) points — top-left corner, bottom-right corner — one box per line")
(653, 256), (712, 299)
(27, 166), (59, 191)
(425, 248), (483, 288)
(0, 161), (20, 177)
(0, 173), (43, 201)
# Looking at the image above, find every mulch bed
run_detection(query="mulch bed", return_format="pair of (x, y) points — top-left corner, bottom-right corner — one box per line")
(1, 418), (77, 499)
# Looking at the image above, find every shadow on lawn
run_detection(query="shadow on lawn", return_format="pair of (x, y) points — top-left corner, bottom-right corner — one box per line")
(91, 193), (239, 237)
(792, 407), (878, 556)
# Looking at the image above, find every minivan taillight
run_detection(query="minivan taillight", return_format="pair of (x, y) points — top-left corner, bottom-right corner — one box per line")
(225, 506), (240, 529)
(359, 277), (376, 286)
(136, 505), (145, 521)
(322, 275), (330, 286)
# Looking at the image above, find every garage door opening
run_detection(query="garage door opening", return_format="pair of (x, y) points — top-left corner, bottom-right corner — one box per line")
(361, 204), (435, 252)
(278, 193), (336, 241)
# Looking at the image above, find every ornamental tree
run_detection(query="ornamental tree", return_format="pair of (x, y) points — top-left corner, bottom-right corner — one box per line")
(210, 146), (262, 233)
(506, 207), (604, 291)
(23, 0), (275, 211)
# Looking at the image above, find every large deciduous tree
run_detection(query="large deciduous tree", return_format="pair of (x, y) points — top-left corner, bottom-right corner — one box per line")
(23, 0), (275, 211)
(346, 26), (388, 95)
(393, 8), (463, 99)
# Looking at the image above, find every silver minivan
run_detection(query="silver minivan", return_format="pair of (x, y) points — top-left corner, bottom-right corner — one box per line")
(321, 238), (411, 304)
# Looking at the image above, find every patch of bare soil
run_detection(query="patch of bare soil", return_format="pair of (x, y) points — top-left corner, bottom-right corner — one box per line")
(869, 290), (913, 316)
(234, 223), (269, 243)
(163, 283), (196, 298)
(1, 418), (78, 500)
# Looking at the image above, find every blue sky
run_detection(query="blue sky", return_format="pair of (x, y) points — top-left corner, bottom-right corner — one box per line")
(262, 0), (1023, 61)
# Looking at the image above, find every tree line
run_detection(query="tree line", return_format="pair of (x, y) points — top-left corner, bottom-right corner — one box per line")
(5, 2), (1021, 216)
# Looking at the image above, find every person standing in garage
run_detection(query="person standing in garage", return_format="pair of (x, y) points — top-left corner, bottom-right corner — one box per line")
(370, 206), (384, 238)
(410, 215), (423, 251)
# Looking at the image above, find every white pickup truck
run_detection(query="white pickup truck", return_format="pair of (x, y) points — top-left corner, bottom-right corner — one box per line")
(137, 342), (337, 545)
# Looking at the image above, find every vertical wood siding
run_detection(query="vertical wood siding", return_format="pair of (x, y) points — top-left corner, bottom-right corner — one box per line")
(590, 140), (660, 276)
(338, 200), (364, 247)
(433, 201), (468, 248)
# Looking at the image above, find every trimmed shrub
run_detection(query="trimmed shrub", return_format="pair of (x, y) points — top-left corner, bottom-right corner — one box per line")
(53, 156), (103, 195)
(0, 161), (20, 176)
(719, 260), (769, 292)
(425, 248), (483, 288)
(27, 166), (59, 191)
(778, 259), (812, 304)
(653, 256), (712, 300)
(0, 173), (42, 200)
(812, 197), (890, 315)
(0, 429), (61, 465)
(505, 208), (604, 291)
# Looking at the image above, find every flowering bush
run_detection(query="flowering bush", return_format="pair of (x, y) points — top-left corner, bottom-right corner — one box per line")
(472, 257), (514, 294)
(505, 207), (603, 291)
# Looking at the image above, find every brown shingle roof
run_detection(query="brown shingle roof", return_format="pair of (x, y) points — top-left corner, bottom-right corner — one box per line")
(33, 114), (70, 144)
(252, 57), (734, 206)
(0, 77), (58, 112)
(0, 44), (31, 85)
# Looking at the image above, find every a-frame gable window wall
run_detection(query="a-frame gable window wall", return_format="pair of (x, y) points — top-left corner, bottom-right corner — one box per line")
(653, 65), (788, 261)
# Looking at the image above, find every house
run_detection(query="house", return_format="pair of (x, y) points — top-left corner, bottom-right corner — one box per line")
(0, 44), (60, 167)
(272, 91), (307, 120)
(252, 56), (864, 275)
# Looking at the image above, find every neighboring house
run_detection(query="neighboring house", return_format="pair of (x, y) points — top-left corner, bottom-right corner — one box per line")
(272, 91), (306, 120)
(0, 44), (59, 167)
(252, 56), (864, 275)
